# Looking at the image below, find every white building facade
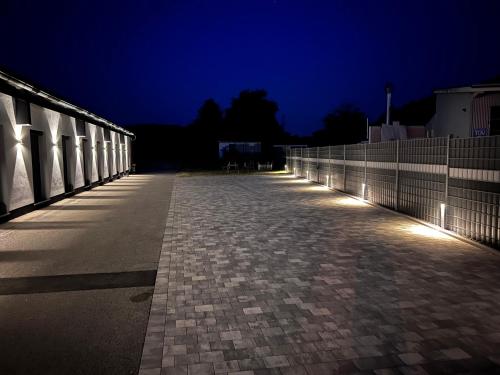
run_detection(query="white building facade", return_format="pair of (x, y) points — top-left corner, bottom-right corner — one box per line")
(0, 71), (134, 219)
(429, 84), (500, 138)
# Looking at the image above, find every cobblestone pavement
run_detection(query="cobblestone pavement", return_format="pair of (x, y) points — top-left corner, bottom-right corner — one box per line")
(140, 174), (500, 375)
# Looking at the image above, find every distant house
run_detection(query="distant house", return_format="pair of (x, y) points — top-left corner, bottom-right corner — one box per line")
(428, 84), (500, 138)
(368, 96), (432, 143)
(218, 141), (261, 159)
(369, 122), (426, 143)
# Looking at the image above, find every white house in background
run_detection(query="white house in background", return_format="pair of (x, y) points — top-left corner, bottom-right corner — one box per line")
(428, 84), (500, 138)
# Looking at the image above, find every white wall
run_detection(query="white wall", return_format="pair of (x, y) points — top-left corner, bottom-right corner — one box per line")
(0, 93), (33, 210)
(86, 123), (99, 183)
(434, 93), (473, 138)
(0, 90), (133, 213)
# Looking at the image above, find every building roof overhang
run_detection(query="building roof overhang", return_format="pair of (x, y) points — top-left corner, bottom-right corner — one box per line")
(434, 84), (500, 95)
(0, 69), (134, 139)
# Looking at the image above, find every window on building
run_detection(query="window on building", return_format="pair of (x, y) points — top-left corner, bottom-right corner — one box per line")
(104, 128), (111, 143)
(76, 119), (86, 137)
(14, 98), (31, 126)
(491, 106), (500, 136)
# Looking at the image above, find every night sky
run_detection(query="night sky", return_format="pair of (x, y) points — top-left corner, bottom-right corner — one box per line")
(2, 0), (500, 135)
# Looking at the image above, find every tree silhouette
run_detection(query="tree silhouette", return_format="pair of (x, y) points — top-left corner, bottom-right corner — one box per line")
(187, 99), (223, 165)
(191, 98), (223, 135)
(313, 104), (367, 145)
(221, 90), (286, 144)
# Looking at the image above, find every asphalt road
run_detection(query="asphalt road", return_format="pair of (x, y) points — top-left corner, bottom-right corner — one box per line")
(0, 173), (174, 375)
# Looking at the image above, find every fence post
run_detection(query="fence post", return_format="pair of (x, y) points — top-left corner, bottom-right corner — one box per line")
(288, 147), (291, 172)
(395, 140), (400, 211)
(443, 135), (451, 228)
(317, 147), (320, 183)
(343, 144), (346, 191)
(328, 146), (331, 188)
(301, 147), (303, 177)
(364, 143), (367, 200)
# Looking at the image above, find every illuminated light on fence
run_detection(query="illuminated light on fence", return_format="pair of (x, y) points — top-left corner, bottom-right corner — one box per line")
(440, 203), (446, 228)
(335, 197), (368, 207)
(407, 224), (450, 240)
(306, 170), (309, 180)
(361, 183), (366, 200)
(292, 178), (309, 184)
(308, 185), (330, 192)
(284, 164), (288, 172)
(326, 175), (329, 187)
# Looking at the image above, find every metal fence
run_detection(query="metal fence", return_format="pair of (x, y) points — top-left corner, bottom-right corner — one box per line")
(286, 136), (500, 249)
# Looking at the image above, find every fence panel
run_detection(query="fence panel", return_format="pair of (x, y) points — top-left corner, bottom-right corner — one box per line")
(366, 142), (397, 209)
(447, 136), (500, 247)
(398, 138), (447, 226)
(288, 135), (500, 249)
(345, 144), (365, 197)
(330, 145), (345, 190)
(318, 146), (330, 185)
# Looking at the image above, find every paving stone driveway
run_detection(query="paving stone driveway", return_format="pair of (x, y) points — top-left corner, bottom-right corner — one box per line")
(140, 174), (500, 375)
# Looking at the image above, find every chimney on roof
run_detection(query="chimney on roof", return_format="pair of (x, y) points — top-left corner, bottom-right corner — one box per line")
(385, 82), (393, 125)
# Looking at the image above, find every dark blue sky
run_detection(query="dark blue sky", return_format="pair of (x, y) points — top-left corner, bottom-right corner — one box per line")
(2, 0), (500, 135)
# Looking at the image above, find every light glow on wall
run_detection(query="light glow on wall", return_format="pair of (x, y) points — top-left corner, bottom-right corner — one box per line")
(14, 124), (23, 141)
